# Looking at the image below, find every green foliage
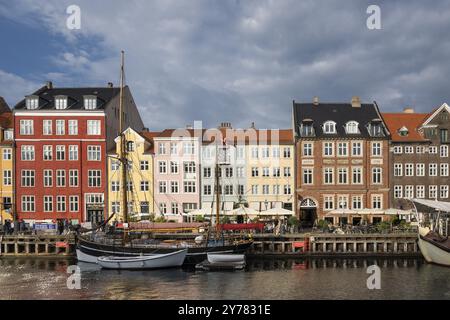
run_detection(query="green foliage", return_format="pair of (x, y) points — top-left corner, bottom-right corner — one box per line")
(377, 221), (391, 231)
(287, 216), (299, 227)
(316, 219), (328, 229)
(195, 215), (205, 222)
(220, 216), (231, 224)
(154, 216), (167, 223)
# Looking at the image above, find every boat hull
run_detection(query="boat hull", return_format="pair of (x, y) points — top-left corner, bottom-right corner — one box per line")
(207, 253), (245, 264)
(97, 250), (187, 270)
(76, 237), (253, 265)
(418, 235), (450, 267)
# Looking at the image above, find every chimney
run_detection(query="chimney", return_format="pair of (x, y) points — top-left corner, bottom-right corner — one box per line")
(219, 122), (232, 129)
(312, 96), (319, 105)
(186, 124), (193, 129)
(142, 127), (149, 132)
(351, 96), (361, 108)
(403, 107), (415, 114)
(250, 122), (256, 129)
(107, 82), (113, 88)
(46, 81), (53, 89)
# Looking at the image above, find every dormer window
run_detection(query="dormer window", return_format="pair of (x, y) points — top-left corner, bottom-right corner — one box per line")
(127, 141), (135, 152)
(55, 96), (68, 109)
(300, 119), (315, 137)
(398, 126), (409, 137)
(4, 129), (13, 141)
(84, 96), (97, 110)
(368, 120), (384, 137)
(323, 121), (336, 134)
(25, 96), (39, 110)
(345, 121), (360, 134)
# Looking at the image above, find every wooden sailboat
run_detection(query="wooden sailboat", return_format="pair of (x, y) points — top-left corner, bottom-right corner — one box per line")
(76, 51), (252, 265)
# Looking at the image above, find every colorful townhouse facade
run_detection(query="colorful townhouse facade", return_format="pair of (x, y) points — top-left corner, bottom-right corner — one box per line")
(293, 97), (391, 227)
(245, 128), (295, 212)
(0, 97), (14, 223)
(13, 82), (144, 224)
(152, 128), (201, 219)
(108, 127), (155, 222)
(383, 104), (450, 210)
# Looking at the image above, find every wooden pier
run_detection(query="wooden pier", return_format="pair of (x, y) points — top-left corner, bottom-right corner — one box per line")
(0, 235), (76, 257)
(248, 233), (421, 257)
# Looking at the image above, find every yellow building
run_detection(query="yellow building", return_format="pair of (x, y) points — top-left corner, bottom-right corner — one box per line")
(108, 127), (155, 222)
(245, 129), (295, 212)
(0, 97), (14, 223)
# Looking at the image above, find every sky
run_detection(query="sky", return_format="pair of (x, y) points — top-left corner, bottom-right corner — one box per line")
(0, 0), (449, 130)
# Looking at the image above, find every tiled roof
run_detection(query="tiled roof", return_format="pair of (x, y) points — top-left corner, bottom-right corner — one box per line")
(0, 97), (11, 113)
(293, 102), (388, 138)
(14, 86), (121, 110)
(382, 113), (430, 142)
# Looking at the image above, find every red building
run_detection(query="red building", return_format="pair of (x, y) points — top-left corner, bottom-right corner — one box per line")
(13, 82), (144, 224)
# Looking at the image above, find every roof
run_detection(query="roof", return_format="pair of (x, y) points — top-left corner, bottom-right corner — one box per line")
(203, 128), (293, 145)
(0, 97), (12, 129)
(382, 113), (429, 142)
(0, 97), (11, 113)
(292, 102), (388, 138)
(14, 86), (121, 111)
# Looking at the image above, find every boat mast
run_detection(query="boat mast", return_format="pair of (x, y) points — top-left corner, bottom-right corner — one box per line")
(119, 50), (128, 224)
(215, 144), (220, 233)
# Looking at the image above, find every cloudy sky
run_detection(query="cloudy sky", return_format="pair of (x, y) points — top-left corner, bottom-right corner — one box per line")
(0, 0), (449, 130)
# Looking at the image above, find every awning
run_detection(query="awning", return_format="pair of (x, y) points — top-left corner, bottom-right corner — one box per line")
(259, 207), (295, 216)
(225, 206), (260, 216)
(412, 198), (450, 212)
(327, 209), (385, 215)
(218, 223), (264, 231)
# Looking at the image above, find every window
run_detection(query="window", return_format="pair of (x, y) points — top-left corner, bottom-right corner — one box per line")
(441, 163), (449, 177)
(237, 146), (245, 159)
(404, 163), (413, 176)
(68, 120), (78, 135)
(404, 146), (414, 154)
(300, 123), (315, 137)
(158, 143), (166, 155)
(21, 195), (35, 212)
(272, 147), (280, 158)
(43, 170), (53, 187)
(168, 161), (177, 174)
(429, 185), (438, 199)
(284, 185), (291, 195)
(416, 146), (424, 154)
(372, 142), (382, 156)
(87, 146), (101, 161)
(226, 167), (234, 177)
(440, 145), (448, 157)
(126, 141), (134, 152)
(42, 145), (52, 160)
(184, 162), (196, 174)
(141, 181), (150, 191)
(56, 120), (65, 135)
(272, 185), (280, 195)
(3, 170), (12, 186)
(429, 146), (438, 154)
(251, 147), (258, 159)
(203, 185), (212, 195)
(183, 142), (195, 155)
(252, 185), (258, 195)
(56, 170), (66, 187)
(159, 161), (167, 174)
(43, 120), (52, 135)
(4, 129), (13, 140)
(440, 185), (449, 199)
(393, 146), (403, 154)
(57, 196), (66, 212)
(283, 147), (291, 158)
(251, 167), (259, 177)
(69, 170), (78, 187)
(303, 168), (313, 185)
(184, 181), (196, 193)
(69, 145), (79, 161)
(261, 147), (269, 158)
(273, 167), (280, 177)
(398, 126), (408, 136)
(159, 203), (167, 214)
(69, 196), (79, 212)
(140, 201), (149, 214)
(324, 196), (334, 210)
(338, 168), (348, 184)
(416, 185), (425, 198)
(394, 185), (403, 198)
(87, 120), (101, 135)
(323, 142), (334, 156)
(21, 170), (35, 187)
(55, 96), (67, 109)
(171, 203), (179, 215)
(337, 196), (348, 209)
(352, 167), (362, 184)
(237, 167), (245, 178)
(323, 121), (336, 134)
(20, 120), (34, 135)
(352, 196), (363, 209)
(26, 97), (39, 109)
(56, 145), (65, 160)
(429, 163), (438, 176)
(345, 121), (359, 134)
(84, 96), (97, 110)
(372, 167), (382, 184)
(303, 143), (313, 156)
(168, 142), (177, 155)
(21, 145), (35, 161)
(111, 160), (120, 171)
(405, 185), (414, 199)
(416, 163), (425, 176)
(324, 168), (334, 184)
(283, 167), (291, 177)
(351, 142), (362, 156)
(394, 163), (403, 177)
(170, 181), (179, 193)
(111, 181), (120, 192)
(371, 195), (382, 209)
(112, 202), (120, 214)
(440, 129), (449, 143)
(225, 185), (234, 195)
(44, 196), (53, 212)
(140, 160), (149, 171)
(368, 123), (383, 137)
(88, 170), (101, 187)
(159, 181), (167, 193)
(203, 167), (211, 178)
(338, 142), (348, 156)
(3, 148), (12, 160)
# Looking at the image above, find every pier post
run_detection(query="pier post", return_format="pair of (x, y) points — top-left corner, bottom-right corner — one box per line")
(394, 242), (398, 253)
(332, 242), (337, 252)
(343, 242), (347, 252)
(363, 242), (367, 253)
(383, 242), (387, 253)
(404, 243), (408, 253)
(15, 243), (19, 255)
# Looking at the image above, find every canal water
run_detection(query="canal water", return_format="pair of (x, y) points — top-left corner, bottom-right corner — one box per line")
(0, 257), (449, 299)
